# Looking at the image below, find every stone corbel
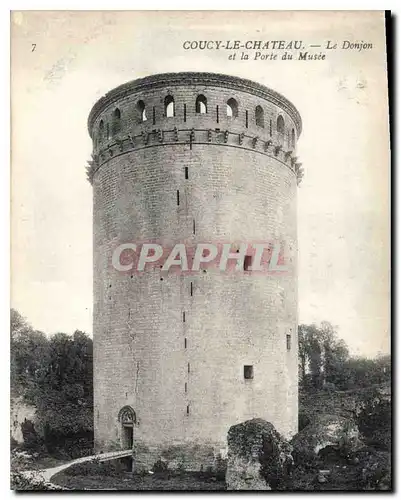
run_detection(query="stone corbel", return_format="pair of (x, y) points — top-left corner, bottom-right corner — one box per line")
(173, 127), (179, 142)
(274, 145), (282, 156)
(224, 131), (229, 144)
(190, 128), (195, 142)
(128, 134), (135, 147)
(284, 151), (293, 162)
(208, 129), (213, 143)
(252, 137), (258, 149)
(116, 139), (124, 152)
(296, 168), (304, 186)
(264, 140), (272, 152)
(86, 160), (95, 184)
(239, 133), (245, 145)
(142, 131), (149, 145)
(157, 129), (163, 143)
(108, 147), (113, 157)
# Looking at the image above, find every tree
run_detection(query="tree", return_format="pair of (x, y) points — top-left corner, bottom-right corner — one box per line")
(10, 309), (94, 457)
(298, 322), (390, 392)
(298, 322), (350, 390)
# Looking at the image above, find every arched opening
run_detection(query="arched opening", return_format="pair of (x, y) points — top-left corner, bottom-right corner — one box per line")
(277, 115), (285, 134)
(277, 115), (285, 145)
(291, 128), (296, 148)
(164, 95), (175, 117)
(255, 105), (264, 127)
(137, 100), (147, 122)
(195, 94), (207, 114)
(98, 120), (104, 141)
(112, 108), (121, 135)
(226, 98), (238, 118)
(118, 406), (136, 450)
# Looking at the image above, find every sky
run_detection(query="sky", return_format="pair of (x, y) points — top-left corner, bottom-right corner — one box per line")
(11, 11), (390, 357)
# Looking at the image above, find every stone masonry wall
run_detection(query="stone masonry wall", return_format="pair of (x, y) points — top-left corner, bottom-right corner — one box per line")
(88, 73), (301, 469)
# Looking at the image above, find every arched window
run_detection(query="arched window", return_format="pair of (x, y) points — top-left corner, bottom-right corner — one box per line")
(164, 95), (175, 118)
(277, 115), (285, 134)
(196, 95), (207, 114)
(137, 100), (147, 122)
(112, 108), (121, 135)
(255, 105), (264, 127)
(98, 120), (104, 142)
(227, 98), (238, 118)
(118, 406), (136, 425)
(291, 128), (296, 148)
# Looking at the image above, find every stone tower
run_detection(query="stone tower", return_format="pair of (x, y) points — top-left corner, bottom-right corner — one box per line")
(87, 72), (303, 470)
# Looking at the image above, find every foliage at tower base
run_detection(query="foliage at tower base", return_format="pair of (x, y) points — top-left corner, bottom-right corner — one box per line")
(10, 309), (93, 458)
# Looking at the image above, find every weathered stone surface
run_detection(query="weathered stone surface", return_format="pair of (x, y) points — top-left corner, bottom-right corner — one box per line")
(10, 397), (40, 444)
(291, 414), (361, 462)
(89, 73), (301, 459)
(226, 418), (293, 490)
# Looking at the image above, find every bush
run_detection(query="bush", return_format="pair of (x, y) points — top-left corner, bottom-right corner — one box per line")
(64, 459), (124, 477)
(356, 393), (391, 450)
(153, 458), (168, 473)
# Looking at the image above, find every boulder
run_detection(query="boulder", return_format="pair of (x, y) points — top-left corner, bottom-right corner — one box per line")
(291, 414), (361, 464)
(226, 418), (293, 490)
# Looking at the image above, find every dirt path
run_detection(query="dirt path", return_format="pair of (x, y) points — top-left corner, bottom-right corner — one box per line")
(20, 449), (133, 489)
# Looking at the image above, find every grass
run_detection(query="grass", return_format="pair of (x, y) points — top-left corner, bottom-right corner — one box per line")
(52, 469), (226, 491)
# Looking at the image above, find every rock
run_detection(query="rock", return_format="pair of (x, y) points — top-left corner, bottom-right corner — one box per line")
(226, 418), (293, 490)
(291, 413), (361, 464)
(317, 473), (327, 484)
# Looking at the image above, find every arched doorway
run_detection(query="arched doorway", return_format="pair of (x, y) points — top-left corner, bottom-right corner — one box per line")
(118, 406), (136, 450)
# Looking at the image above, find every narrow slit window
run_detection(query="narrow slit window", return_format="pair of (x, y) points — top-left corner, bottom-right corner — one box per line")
(184, 338), (187, 349)
(270, 119), (272, 136)
(190, 282), (193, 296)
(245, 110), (249, 128)
(216, 105), (219, 123)
(186, 405), (190, 415)
(188, 362), (190, 373)
(244, 255), (252, 271)
(185, 167), (189, 179)
(177, 190), (180, 206)
(286, 334), (291, 351)
(185, 382), (187, 393)
(164, 95), (175, 117)
(152, 106), (156, 125)
(244, 365), (254, 380)
(183, 311), (186, 322)
(195, 94), (207, 114)
(184, 103), (187, 122)
(193, 219), (196, 235)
